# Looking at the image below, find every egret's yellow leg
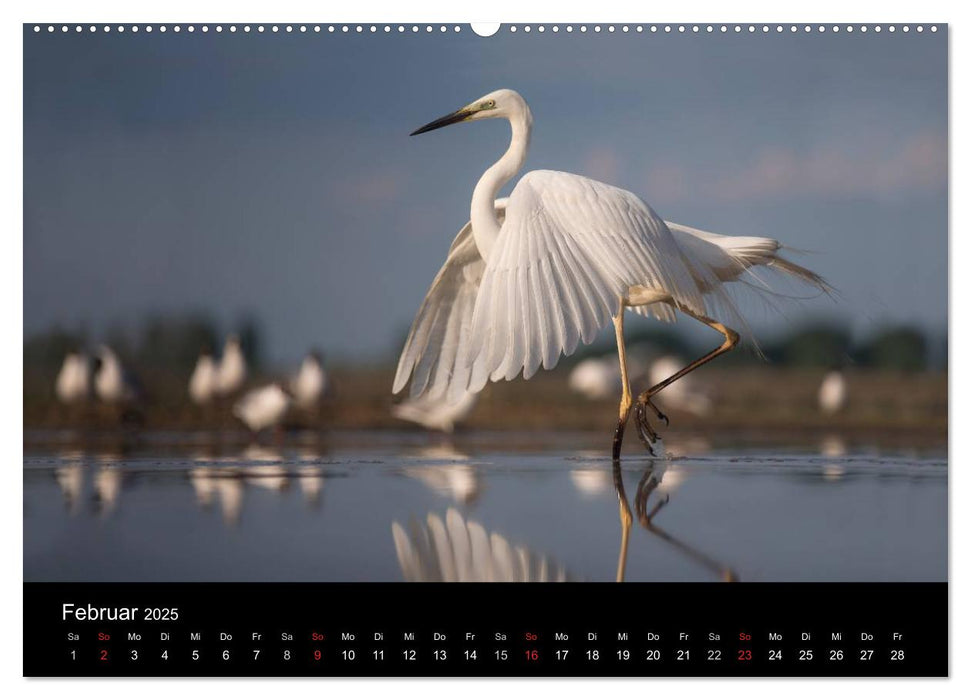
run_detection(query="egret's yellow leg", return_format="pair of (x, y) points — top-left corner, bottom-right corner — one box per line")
(634, 310), (739, 451)
(611, 306), (634, 461)
(612, 459), (633, 583)
(616, 499), (632, 583)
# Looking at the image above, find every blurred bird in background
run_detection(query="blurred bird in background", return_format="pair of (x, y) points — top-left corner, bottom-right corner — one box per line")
(92, 345), (144, 426)
(568, 356), (623, 401)
(233, 383), (291, 439)
(392, 390), (479, 433)
(216, 334), (247, 398)
(647, 355), (713, 417)
(55, 350), (90, 405)
(188, 346), (218, 406)
(93, 345), (141, 404)
(290, 349), (327, 410)
(818, 368), (848, 415)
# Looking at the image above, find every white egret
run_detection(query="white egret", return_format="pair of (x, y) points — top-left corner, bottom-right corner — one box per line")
(188, 350), (217, 405)
(232, 383), (291, 435)
(818, 369), (847, 415)
(394, 89), (830, 458)
(55, 351), (91, 404)
(290, 350), (327, 409)
(93, 346), (139, 404)
(392, 389), (478, 433)
(216, 335), (247, 397)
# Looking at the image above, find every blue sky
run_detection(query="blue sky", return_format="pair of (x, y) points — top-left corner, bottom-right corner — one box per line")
(24, 26), (947, 363)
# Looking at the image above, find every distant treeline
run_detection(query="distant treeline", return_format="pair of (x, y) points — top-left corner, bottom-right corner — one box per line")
(24, 313), (945, 377)
(24, 313), (264, 374)
(575, 320), (946, 372)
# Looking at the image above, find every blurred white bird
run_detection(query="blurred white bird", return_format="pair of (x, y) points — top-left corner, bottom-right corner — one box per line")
(392, 508), (570, 582)
(394, 88), (830, 458)
(648, 355), (713, 417)
(233, 384), (291, 435)
(188, 351), (217, 405)
(55, 352), (91, 404)
(818, 369), (847, 415)
(568, 357), (622, 401)
(216, 335), (247, 397)
(93, 346), (139, 403)
(290, 350), (327, 409)
(392, 390), (478, 433)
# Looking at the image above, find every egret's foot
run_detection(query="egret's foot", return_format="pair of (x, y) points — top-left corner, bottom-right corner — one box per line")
(642, 395), (669, 426)
(645, 493), (670, 523)
(633, 402), (659, 455)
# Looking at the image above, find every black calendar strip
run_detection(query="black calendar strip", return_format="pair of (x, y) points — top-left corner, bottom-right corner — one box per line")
(24, 582), (947, 677)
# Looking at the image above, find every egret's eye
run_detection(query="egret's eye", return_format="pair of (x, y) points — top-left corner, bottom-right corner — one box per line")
(481, 100), (496, 109)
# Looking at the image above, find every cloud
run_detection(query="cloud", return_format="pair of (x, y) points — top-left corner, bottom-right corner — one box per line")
(582, 146), (622, 185)
(644, 162), (690, 204)
(644, 129), (946, 205)
(331, 168), (405, 208)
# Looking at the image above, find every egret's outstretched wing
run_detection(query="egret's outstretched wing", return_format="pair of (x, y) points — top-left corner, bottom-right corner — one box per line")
(465, 170), (707, 394)
(393, 200), (507, 399)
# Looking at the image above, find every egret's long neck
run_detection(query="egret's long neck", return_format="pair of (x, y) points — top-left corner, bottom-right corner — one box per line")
(470, 107), (532, 260)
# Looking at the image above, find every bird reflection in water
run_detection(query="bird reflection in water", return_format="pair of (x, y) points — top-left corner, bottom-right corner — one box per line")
(54, 451), (86, 516)
(570, 436), (707, 498)
(402, 445), (481, 505)
(296, 450), (325, 508)
(613, 459), (737, 582)
(188, 446), (328, 525)
(570, 467), (613, 497)
(819, 435), (848, 482)
(52, 450), (127, 518)
(392, 508), (570, 582)
(242, 446), (290, 493)
(93, 454), (124, 517)
(189, 462), (246, 527)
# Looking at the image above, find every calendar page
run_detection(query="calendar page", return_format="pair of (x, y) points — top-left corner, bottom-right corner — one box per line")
(22, 19), (948, 677)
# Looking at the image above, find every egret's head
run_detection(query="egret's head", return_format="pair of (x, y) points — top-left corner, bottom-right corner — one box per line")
(411, 89), (528, 135)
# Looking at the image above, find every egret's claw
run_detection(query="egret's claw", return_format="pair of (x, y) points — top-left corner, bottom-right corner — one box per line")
(633, 402), (659, 455)
(644, 396), (669, 426)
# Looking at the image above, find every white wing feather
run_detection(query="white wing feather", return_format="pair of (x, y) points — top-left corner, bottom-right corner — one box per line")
(465, 170), (706, 395)
(393, 200), (507, 399)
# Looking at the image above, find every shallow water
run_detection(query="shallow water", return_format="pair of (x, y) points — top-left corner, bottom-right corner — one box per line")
(23, 432), (946, 582)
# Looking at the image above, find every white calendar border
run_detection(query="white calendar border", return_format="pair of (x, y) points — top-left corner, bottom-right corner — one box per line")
(2, 0), (963, 696)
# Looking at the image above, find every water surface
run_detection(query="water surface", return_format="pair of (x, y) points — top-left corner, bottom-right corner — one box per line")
(23, 431), (946, 582)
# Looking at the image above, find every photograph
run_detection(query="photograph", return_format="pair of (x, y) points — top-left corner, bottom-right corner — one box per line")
(23, 22), (946, 588)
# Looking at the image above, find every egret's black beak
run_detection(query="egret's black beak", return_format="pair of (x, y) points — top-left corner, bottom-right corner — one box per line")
(410, 108), (475, 136)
